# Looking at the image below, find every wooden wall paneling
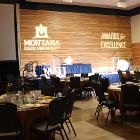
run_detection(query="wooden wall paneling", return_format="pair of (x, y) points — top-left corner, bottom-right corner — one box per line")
(132, 43), (140, 67)
(20, 9), (131, 72)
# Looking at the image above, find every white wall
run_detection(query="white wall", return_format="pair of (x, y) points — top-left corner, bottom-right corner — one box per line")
(0, 4), (16, 60)
(131, 14), (140, 43)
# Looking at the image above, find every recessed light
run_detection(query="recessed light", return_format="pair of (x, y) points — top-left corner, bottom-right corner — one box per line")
(117, 0), (127, 8)
(63, 0), (72, 3)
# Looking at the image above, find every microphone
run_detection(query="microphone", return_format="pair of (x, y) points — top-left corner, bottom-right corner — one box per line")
(53, 55), (62, 59)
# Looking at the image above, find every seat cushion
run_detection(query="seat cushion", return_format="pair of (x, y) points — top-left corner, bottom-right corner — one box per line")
(32, 121), (60, 132)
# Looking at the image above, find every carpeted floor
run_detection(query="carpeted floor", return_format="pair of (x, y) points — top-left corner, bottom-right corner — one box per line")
(30, 94), (140, 140)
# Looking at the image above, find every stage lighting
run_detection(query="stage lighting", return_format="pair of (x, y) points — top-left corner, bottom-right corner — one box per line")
(117, 0), (127, 8)
(117, 59), (129, 71)
(63, 0), (72, 3)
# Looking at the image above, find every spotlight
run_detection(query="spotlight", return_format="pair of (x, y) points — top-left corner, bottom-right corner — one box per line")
(117, 59), (129, 71)
(117, 0), (127, 8)
(63, 0), (72, 3)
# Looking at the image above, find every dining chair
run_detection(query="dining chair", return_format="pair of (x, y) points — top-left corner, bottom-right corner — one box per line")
(70, 77), (81, 99)
(134, 70), (140, 81)
(94, 83), (118, 123)
(41, 76), (54, 96)
(0, 81), (8, 95)
(0, 102), (21, 140)
(82, 77), (94, 99)
(81, 73), (88, 78)
(99, 77), (110, 93)
(66, 73), (74, 77)
(50, 76), (63, 96)
(63, 89), (77, 138)
(6, 78), (22, 94)
(62, 86), (72, 97)
(125, 70), (133, 81)
(121, 84), (140, 125)
(31, 96), (68, 140)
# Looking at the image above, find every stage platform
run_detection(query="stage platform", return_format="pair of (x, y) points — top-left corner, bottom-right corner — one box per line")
(35, 65), (120, 89)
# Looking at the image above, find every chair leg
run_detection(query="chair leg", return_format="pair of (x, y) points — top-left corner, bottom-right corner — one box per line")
(121, 112), (124, 126)
(59, 128), (65, 140)
(67, 119), (76, 136)
(95, 103), (100, 118)
(65, 121), (71, 132)
(61, 124), (69, 140)
(52, 132), (55, 140)
(97, 105), (102, 120)
(106, 109), (111, 123)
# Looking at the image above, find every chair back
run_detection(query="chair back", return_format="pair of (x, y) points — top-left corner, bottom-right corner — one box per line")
(94, 83), (106, 103)
(81, 73), (88, 78)
(50, 77), (61, 89)
(65, 89), (76, 119)
(6, 78), (22, 93)
(41, 76), (54, 96)
(50, 74), (56, 78)
(66, 73), (74, 77)
(88, 75), (97, 88)
(70, 77), (80, 89)
(121, 84), (140, 106)
(0, 82), (7, 95)
(117, 70), (127, 84)
(125, 70), (131, 78)
(134, 71), (140, 81)
(48, 97), (68, 126)
(91, 73), (100, 82)
(62, 86), (72, 96)
(99, 77), (110, 92)
(118, 70), (123, 78)
(0, 102), (18, 133)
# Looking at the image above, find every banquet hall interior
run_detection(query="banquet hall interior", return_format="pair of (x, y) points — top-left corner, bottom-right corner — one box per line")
(1, 0), (140, 140)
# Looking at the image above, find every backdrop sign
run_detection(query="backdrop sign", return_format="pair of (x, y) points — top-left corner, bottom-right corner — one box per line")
(101, 32), (126, 49)
(23, 24), (60, 51)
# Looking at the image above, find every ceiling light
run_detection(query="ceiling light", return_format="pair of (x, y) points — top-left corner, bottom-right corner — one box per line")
(117, 0), (127, 8)
(63, 0), (72, 3)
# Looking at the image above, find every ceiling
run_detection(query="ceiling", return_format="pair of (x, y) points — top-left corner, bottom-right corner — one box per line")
(26, 0), (140, 10)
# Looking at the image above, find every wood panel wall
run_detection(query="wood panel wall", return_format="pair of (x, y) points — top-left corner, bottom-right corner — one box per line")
(132, 43), (140, 69)
(20, 9), (131, 72)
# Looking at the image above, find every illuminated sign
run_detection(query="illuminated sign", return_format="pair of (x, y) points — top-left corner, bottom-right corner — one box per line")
(23, 24), (60, 51)
(101, 32), (126, 49)
(33, 24), (49, 38)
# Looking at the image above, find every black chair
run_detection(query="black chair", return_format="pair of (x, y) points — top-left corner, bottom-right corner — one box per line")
(117, 70), (127, 84)
(50, 77), (63, 96)
(99, 77), (110, 93)
(31, 97), (68, 140)
(94, 83), (118, 123)
(41, 76), (54, 96)
(66, 73), (74, 77)
(6, 78), (23, 94)
(82, 77), (94, 99)
(92, 73), (100, 83)
(0, 81), (8, 95)
(125, 70), (133, 81)
(0, 102), (21, 140)
(134, 70), (140, 81)
(62, 86), (72, 97)
(70, 77), (81, 99)
(121, 84), (140, 125)
(81, 73), (88, 78)
(118, 69), (123, 78)
(63, 89), (77, 138)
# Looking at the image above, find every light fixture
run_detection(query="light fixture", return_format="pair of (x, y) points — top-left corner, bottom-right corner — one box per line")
(117, 0), (127, 8)
(63, 0), (72, 3)
(117, 59), (129, 71)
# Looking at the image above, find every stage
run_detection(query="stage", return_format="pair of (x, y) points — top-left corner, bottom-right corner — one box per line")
(35, 64), (120, 87)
